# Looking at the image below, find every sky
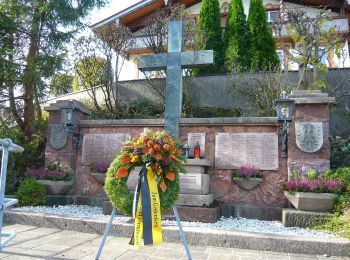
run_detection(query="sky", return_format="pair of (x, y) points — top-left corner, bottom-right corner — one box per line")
(89, 0), (140, 26)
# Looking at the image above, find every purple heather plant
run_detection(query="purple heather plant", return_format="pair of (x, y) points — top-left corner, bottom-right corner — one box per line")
(25, 168), (73, 181)
(232, 165), (262, 178)
(92, 162), (110, 173)
(282, 177), (344, 194)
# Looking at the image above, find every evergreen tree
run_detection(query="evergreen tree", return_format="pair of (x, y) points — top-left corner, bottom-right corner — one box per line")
(194, 0), (224, 74)
(247, 0), (279, 71)
(224, 0), (251, 72)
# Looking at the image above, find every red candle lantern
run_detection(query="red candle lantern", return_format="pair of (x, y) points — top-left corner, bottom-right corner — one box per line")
(194, 142), (200, 158)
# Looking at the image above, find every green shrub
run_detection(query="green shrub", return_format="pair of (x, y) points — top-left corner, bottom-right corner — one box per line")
(16, 179), (46, 206)
(323, 167), (350, 214)
(1, 123), (47, 194)
(330, 136), (350, 170)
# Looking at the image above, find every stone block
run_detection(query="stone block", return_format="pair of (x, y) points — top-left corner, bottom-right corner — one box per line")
(220, 202), (282, 221)
(126, 167), (142, 191)
(179, 173), (209, 195)
(284, 191), (337, 212)
(184, 158), (211, 167)
(173, 205), (220, 223)
(176, 193), (214, 207)
(282, 208), (332, 228)
(183, 165), (205, 174)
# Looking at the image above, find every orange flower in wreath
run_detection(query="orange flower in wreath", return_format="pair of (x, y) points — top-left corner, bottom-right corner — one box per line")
(116, 168), (128, 179)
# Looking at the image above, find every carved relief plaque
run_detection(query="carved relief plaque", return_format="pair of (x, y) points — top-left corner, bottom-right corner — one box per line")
(295, 122), (323, 153)
(49, 124), (67, 150)
(81, 133), (131, 165)
(215, 133), (279, 170)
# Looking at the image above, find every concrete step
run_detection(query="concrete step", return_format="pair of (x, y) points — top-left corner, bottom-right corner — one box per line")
(4, 210), (350, 257)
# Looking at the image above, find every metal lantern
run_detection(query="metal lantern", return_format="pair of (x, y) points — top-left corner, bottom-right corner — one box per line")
(60, 101), (82, 149)
(274, 91), (295, 123)
(182, 142), (190, 159)
(274, 91), (295, 158)
(60, 101), (78, 130)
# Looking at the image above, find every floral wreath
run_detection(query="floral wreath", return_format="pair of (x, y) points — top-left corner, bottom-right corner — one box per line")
(105, 129), (186, 216)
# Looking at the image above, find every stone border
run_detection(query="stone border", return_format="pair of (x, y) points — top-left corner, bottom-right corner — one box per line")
(79, 117), (277, 128)
(4, 210), (350, 257)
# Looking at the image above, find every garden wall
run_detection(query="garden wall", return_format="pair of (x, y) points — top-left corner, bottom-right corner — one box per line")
(45, 69), (350, 137)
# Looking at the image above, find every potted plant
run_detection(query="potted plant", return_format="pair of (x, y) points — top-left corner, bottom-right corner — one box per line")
(232, 165), (263, 191)
(25, 161), (74, 195)
(90, 162), (110, 184)
(281, 169), (344, 212)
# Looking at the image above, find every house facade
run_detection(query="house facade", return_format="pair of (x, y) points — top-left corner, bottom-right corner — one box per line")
(92, 0), (350, 80)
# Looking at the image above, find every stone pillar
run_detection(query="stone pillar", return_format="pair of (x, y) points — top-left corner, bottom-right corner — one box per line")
(44, 100), (90, 170)
(287, 90), (335, 176)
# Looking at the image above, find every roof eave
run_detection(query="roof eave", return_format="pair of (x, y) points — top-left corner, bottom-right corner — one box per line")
(90, 0), (158, 29)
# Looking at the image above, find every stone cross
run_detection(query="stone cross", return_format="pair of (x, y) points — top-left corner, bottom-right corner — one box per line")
(138, 20), (214, 138)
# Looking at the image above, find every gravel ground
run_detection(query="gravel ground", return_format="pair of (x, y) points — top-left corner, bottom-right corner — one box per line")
(13, 205), (336, 238)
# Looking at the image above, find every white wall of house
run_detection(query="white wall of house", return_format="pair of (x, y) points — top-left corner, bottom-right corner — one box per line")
(125, 0), (349, 80)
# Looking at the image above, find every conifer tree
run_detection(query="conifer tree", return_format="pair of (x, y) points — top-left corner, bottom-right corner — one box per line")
(224, 0), (251, 72)
(194, 0), (224, 74)
(247, 0), (279, 71)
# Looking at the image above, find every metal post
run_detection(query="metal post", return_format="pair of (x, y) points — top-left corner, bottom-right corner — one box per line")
(95, 205), (192, 259)
(95, 208), (116, 260)
(0, 138), (24, 251)
(173, 205), (192, 260)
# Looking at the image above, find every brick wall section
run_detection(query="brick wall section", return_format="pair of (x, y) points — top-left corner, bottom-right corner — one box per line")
(74, 118), (288, 207)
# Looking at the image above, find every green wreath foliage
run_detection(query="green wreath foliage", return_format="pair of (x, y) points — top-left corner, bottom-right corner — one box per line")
(105, 129), (186, 216)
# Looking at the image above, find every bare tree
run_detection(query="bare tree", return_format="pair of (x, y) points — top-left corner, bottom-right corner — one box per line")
(277, 6), (346, 89)
(73, 23), (134, 115)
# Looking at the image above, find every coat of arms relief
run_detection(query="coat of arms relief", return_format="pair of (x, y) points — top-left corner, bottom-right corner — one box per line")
(295, 122), (323, 153)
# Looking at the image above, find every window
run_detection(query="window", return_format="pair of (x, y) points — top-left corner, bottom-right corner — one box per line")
(266, 10), (279, 23)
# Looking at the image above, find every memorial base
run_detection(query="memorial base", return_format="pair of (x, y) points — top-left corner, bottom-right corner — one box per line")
(176, 193), (214, 207)
(164, 205), (220, 223)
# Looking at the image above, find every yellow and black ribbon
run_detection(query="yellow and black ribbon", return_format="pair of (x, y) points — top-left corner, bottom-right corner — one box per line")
(132, 164), (163, 246)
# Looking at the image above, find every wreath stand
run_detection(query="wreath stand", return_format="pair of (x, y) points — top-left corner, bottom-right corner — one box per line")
(0, 139), (24, 251)
(95, 205), (192, 260)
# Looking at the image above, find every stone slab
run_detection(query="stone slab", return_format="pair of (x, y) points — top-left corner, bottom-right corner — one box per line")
(183, 165), (206, 174)
(126, 167), (142, 191)
(183, 158), (211, 167)
(188, 133), (206, 157)
(179, 173), (210, 195)
(215, 133), (278, 170)
(4, 210), (350, 257)
(282, 208), (332, 228)
(220, 203), (282, 221)
(176, 193), (214, 207)
(81, 133), (131, 166)
(164, 205), (220, 223)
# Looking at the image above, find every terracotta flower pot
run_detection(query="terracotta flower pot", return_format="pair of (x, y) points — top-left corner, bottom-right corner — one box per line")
(37, 179), (74, 195)
(284, 191), (337, 212)
(232, 177), (262, 191)
(91, 172), (106, 184)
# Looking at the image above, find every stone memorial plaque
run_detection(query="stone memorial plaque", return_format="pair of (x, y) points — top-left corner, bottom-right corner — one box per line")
(81, 133), (131, 165)
(295, 122), (323, 153)
(179, 173), (209, 195)
(215, 133), (278, 170)
(188, 133), (206, 157)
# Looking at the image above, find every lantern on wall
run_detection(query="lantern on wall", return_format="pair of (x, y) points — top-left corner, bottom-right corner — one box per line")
(60, 101), (82, 149)
(274, 91), (295, 158)
(182, 141), (190, 159)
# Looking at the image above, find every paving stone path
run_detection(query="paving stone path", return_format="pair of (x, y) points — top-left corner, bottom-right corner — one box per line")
(2, 224), (349, 260)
